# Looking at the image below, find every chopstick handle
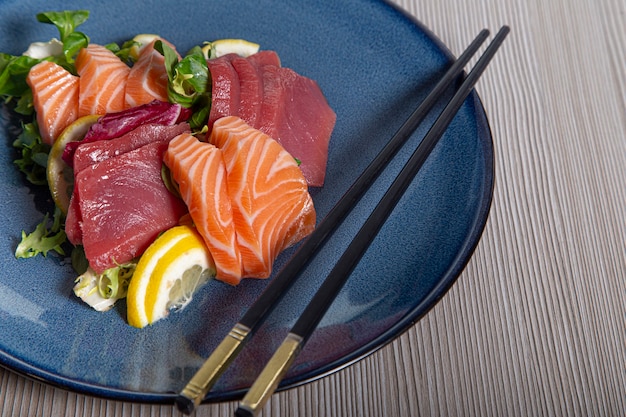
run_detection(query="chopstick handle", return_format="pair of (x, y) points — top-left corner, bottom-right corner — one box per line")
(236, 25), (510, 417)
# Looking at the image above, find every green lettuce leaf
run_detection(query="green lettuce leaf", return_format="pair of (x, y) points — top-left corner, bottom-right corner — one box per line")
(15, 207), (67, 259)
(36, 10), (89, 41)
(12, 120), (49, 185)
(36, 10), (90, 65)
(0, 54), (41, 101)
(155, 41), (211, 129)
(73, 262), (136, 311)
(106, 39), (140, 64)
(96, 262), (137, 299)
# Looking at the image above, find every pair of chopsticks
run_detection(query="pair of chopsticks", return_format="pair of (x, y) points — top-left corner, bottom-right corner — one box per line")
(176, 25), (510, 416)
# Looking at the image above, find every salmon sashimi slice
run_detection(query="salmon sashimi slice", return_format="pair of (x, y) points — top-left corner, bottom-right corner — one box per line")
(125, 39), (172, 108)
(164, 132), (243, 284)
(26, 61), (79, 145)
(76, 44), (130, 117)
(210, 116), (316, 278)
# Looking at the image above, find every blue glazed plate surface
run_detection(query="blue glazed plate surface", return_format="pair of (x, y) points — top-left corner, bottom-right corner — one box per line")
(0, 0), (493, 403)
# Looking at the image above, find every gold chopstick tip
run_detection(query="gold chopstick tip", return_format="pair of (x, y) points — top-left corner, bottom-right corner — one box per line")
(176, 323), (251, 415)
(236, 332), (304, 417)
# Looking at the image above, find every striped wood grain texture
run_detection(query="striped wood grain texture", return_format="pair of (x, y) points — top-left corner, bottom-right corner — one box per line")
(2, 0), (624, 415)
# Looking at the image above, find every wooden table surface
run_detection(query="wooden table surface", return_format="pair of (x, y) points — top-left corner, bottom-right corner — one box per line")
(2, 0), (624, 415)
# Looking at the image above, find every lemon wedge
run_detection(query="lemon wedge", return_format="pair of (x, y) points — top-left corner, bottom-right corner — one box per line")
(47, 115), (100, 215)
(126, 225), (216, 328)
(202, 39), (260, 60)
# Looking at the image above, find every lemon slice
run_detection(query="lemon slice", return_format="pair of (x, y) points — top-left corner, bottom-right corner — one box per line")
(202, 39), (260, 60)
(47, 115), (100, 215)
(126, 225), (216, 328)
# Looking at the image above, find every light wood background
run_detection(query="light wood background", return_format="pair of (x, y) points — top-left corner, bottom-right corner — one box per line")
(2, 0), (624, 415)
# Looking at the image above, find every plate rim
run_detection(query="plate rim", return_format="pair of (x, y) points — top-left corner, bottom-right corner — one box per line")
(0, 0), (495, 404)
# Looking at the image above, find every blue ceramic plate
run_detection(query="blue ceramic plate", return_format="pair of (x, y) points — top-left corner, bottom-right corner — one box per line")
(0, 0), (493, 404)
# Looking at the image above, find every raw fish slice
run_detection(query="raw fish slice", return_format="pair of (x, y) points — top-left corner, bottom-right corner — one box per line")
(73, 122), (190, 173)
(231, 56), (263, 127)
(66, 122), (189, 246)
(164, 133), (243, 284)
(76, 44), (130, 117)
(204, 50), (335, 186)
(64, 187), (82, 245)
(256, 65), (282, 138)
(77, 141), (187, 273)
(210, 116), (316, 278)
(258, 65), (336, 187)
(206, 54), (240, 130)
(26, 61), (79, 145)
(125, 40), (171, 108)
(206, 51), (279, 130)
(62, 101), (190, 166)
(246, 50), (281, 68)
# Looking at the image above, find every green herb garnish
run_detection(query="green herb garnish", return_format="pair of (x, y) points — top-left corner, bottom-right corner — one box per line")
(155, 41), (211, 129)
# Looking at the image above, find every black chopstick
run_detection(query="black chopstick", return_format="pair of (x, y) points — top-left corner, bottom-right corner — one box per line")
(176, 27), (505, 415)
(234, 25), (509, 417)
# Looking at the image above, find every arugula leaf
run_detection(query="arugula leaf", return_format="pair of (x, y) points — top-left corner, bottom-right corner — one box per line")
(155, 41), (211, 129)
(106, 39), (140, 64)
(36, 10), (89, 41)
(15, 207), (67, 259)
(36, 10), (90, 64)
(97, 262), (137, 299)
(0, 54), (41, 101)
(61, 31), (90, 64)
(13, 121), (50, 185)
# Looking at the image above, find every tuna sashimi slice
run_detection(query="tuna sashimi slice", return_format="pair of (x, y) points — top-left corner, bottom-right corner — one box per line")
(26, 61), (79, 145)
(77, 141), (187, 273)
(206, 54), (240, 131)
(206, 51), (280, 130)
(62, 101), (190, 166)
(258, 65), (336, 187)
(231, 56), (263, 128)
(164, 133), (243, 284)
(210, 116), (316, 279)
(65, 122), (189, 246)
(72, 122), (190, 173)
(76, 44), (131, 117)
(246, 50), (281, 68)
